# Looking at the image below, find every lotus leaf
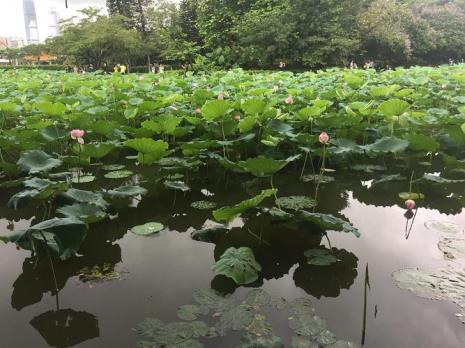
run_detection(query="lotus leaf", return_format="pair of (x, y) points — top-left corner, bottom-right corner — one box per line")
(212, 247), (261, 284)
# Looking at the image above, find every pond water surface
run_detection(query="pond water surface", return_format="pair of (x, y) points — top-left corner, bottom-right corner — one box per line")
(1, 163), (465, 347)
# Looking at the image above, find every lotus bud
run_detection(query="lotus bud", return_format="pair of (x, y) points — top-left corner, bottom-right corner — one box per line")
(319, 132), (329, 144)
(285, 96), (294, 105)
(234, 115), (241, 121)
(405, 199), (416, 210)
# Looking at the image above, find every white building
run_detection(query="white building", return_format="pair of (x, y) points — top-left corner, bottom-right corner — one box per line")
(19, 0), (60, 44)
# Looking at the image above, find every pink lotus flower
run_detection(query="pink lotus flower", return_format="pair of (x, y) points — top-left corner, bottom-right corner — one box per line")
(405, 199), (416, 210)
(319, 132), (329, 144)
(70, 129), (85, 144)
(285, 96), (294, 105)
(194, 108), (201, 114)
(233, 115), (241, 121)
(218, 92), (225, 100)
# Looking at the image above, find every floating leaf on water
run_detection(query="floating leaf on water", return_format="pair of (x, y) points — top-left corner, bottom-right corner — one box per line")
(244, 289), (271, 308)
(316, 329), (337, 345)
(270, 297), (287, 310)
(102, 164), (126, 171)
(104, 170), (133, 179)
(299, 211), (360, 237)
(301, 174), (335, 184)
(291, 336), (319, 348)
(417, 174), (465, 184)
(77, 263), (123, 283)
(398, 192), (425, 200)
(392, 268), (443, 300)
(424, 221), (464, 235)
(215, 306), (254, 335)
(72, 175), (96, 184)
(164, 180), (190, 192)
(289, 314), (326, 337)
(191, 201), (217, 210)
(304, 248), (340, 266)
(239, 333), (283, 348)
(193, 289), (233, 311)
(213, 247), (261, 285)
(191, 225), (229, 243)
(177, 305), (209, 321)
(130, 222), (164, 236)
(351, 164), (386, 173)
(137, 318), (200, 346)
(276, 196), (317, 211)
(105, 185), (148, 198)
(288, 298), (315, 316)
(438, 238), (465, 260)
(62, 188), (109, 209)
(245, 314), (274, 337)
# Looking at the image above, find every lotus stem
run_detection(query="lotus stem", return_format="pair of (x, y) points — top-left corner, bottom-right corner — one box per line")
(39, 231), (59, 294)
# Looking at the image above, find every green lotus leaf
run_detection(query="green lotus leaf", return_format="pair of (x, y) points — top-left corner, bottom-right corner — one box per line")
(191, 225), (229, 243)
(131, 222), (164, 236)
(142, 116), (182, 135)
(241, 98), (267, 115)
(238, 155), (300, 177)
(276, 196), (317, 211)
(417, 174), (465, 184)
(213, 247), (261, 285)
(201, 100), (230, 121)
(238, 116), (257, 133)
(299, 211), (360, 237)
(102, 164), (126, 171)
(164, 180), (190, 192)
(17, 150), (62, 174)
(213, 189), (276, 222)
(363, 137), (409, 153)
(105, 185), (148, 198)
(79, 142), (116, 159)
(3, 217), (88, 260)
(40, 126), (68, 141)
(35, 101), (67, 116)
(57, 203), (107, 224)
(404, 134), (439, 152)
(124, 138), (169, 155)
(176, 305), (209, 321)
(104, 170), (133, 179)
(304, 248), (340, 266)
(378, 99), (410, 116)
(62, 188), (109, 209)
(190, 200), (217, 210)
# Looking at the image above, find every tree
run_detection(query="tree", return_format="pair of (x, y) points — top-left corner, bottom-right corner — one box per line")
(48, 8), (144, 68)
(106, 0), (151, 33)
(179, 0), (202, 45)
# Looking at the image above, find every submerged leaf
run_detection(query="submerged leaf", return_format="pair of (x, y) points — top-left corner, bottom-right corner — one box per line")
(304, 249), (340, 266)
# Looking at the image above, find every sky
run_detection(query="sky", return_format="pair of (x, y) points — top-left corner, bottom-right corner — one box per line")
(0, 0), (106, 39)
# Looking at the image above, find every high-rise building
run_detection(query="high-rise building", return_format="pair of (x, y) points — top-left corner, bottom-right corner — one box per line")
(23, 0), (39, 44)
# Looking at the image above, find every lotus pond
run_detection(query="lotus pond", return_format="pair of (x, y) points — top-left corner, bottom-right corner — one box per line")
(1, 66), (465, 347)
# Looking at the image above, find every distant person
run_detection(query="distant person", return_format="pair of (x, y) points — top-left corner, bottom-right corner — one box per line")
(113, 64), (120, 73)
(73, 65), (79, 73)
(279, 61), (286, 69)
(159, 64), (165, 74)
(151, 63), (158, 73)
(349, 60), (358, 69)
(120, 64), (127, 74)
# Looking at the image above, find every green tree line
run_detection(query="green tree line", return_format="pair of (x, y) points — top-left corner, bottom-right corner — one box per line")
(32, 0), (465, 69)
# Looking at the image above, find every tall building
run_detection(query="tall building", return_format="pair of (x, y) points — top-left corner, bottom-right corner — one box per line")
(23, 0), (39, 44)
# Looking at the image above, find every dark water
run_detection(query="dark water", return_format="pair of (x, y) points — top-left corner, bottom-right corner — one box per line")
(1, 163), (465, 348)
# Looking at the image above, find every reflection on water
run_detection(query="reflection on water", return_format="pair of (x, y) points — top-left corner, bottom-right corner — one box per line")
(0, 163), (464, 347)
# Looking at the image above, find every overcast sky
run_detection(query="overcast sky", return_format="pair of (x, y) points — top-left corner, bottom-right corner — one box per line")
(0, 0), (106, 38)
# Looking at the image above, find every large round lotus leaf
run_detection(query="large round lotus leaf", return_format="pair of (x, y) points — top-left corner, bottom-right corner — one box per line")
(288, 298), (315, 316)
(176, 305), (209, 321)
(102, 164), (126, 171)
(215, 306), (253, 334)
(363, 136), (409, 153)
(193, 289), (233, 311)
(425, 221), (464, 235)
(131, 222), (164, 236)
(316, 329), (337, 345)
(201, 100), (230, 121)
(288, 314), (326, 336)
(392, 268), (444, 300)
(212, 247), (262, 285)
(276, 196), (317, 211)
(17, 150), (62, 174)
(190, 200), (217, 210)
(124, 138), (169, 155)
(438, 238), (465, 260)
(240, 333), (283, 348)
(244, 289), (271, 308)
(164, 180), (190, 192)
(106, 185), (148, 198)
(398, 192), (425, 200)
(57, 203), (107, 224)
(104, 170), (133, 179)
(378, 99), (410, 116)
